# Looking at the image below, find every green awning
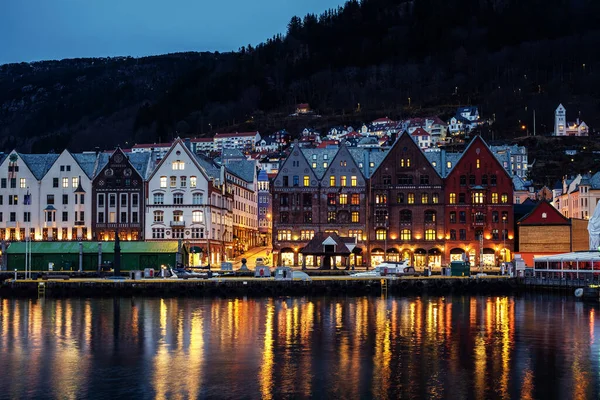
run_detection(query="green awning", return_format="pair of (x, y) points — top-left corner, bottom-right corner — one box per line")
(6, 241), (181, 254)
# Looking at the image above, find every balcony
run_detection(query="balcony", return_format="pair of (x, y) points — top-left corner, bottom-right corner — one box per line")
(170, 220), (186, 227)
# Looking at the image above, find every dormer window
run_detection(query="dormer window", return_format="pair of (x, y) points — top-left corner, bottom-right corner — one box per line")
(542, 213), (547, 219)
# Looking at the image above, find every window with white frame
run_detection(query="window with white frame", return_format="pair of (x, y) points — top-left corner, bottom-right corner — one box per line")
(192, 210), (204, 223)
(172, 160), (185, 170)
(153, 193), (164, 205)
(153, 211), (164, 223)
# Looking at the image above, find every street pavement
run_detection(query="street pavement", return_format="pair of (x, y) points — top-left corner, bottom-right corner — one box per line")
(230, 246), (272, 269)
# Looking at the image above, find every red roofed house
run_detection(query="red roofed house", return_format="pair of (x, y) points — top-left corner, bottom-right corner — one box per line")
(372, 117), (394, 126)
(214, 131), (261, 152)
(517, 201), (589, 267)
(411, 127), (432, 149)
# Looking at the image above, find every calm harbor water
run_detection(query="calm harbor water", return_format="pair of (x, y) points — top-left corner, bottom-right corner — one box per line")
(0, 294), (598, 400)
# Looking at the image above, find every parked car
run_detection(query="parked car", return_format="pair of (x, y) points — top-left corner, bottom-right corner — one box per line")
(255, 257), (265, 266)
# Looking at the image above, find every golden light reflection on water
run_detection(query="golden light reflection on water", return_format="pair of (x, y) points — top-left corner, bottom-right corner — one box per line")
(0, 296), (600, 398)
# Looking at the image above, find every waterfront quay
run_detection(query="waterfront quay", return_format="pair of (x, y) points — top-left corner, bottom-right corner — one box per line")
(1, 274), (518, 298)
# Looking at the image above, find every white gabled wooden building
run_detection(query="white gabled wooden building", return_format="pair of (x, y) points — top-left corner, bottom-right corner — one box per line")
(145, 139), (210, 246)
(38, 150), (95, 241)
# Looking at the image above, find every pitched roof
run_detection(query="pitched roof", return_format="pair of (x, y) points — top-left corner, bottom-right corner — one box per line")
(347, 148), (388, 178)
(194, 153), (221, 180)
(518, 200), (570, 225)
(300, 232), (353, 255)
(18, 153), (60, 180)
(133, 142), (172, 149)
(72, 152), (100, 179)
(301, 148), (340, 179)
(127, 152), (153, 180)
(411, 127), (430, 137)
(226, 160), (256, 183)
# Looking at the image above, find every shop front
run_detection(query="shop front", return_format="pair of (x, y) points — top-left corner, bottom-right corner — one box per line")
(386, 248), (400, 262)
(428, 248), (442, 269)
(371, 248), (385, 266)
(414, 248), (427, 269)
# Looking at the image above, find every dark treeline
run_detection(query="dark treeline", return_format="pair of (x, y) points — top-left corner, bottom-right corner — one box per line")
(1, 0), (600, 153)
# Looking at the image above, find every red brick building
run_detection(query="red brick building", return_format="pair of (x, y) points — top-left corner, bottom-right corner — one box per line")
(444, 136), (514, 268)
(367, 132), (445, 268)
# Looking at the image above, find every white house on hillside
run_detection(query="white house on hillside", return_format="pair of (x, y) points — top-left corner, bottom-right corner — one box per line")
(554, 104), (589, 136)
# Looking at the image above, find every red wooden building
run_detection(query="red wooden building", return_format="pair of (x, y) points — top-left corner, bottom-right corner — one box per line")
(444, 136), (514, 268)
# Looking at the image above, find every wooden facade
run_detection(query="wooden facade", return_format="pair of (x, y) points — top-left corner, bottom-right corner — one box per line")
(92, 148), (145, 241)
(367, 132), (445, 268)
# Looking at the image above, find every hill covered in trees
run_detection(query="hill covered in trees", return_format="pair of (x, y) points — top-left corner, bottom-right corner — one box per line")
(1, 0), (600, 154)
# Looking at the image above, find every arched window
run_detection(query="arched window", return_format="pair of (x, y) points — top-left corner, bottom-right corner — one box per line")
(173, 210), (183, 222)
(400, 210), (412, 223)
(173, 193), (184, 205)
(400, 229), (412, 241)
(376, 229), (387, 240)
(153, 211), (164, 223)
(424, 210), (436, 223)
(153, 193), (164, 205)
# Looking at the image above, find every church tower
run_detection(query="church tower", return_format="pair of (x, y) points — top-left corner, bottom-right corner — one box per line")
(554, 104), (566, 136)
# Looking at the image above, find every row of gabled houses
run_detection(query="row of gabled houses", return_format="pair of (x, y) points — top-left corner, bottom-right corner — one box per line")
(271, 133), (516, 269)
(0, 138), (263, 266)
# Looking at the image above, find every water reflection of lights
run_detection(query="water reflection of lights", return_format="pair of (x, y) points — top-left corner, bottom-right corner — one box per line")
(259, 300), (274, 400)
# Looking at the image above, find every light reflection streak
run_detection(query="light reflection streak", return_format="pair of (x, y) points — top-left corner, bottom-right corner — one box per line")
(259, 299), (274, 400)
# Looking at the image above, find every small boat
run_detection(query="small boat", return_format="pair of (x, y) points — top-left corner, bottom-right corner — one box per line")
(352, 261), (413, 277)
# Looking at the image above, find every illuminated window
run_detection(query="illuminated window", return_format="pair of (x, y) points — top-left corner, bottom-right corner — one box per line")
(190, 176), (197, 188)
(407, 159), (411, 167)
(501, 193), (509, 204)
(327, 193), (336, 205)
(400, 159), (405, 168)
(472, 192), (484, 204)
(375, 193), (387, 204)
(449, 193), (456, 204)
(19, 178), (26, 189)
(407, 193), (415, 204)
(277, 230), (292, 241)
(432, 193), (439, 204)
(330, 176), (336, 187)
(425, 229), (436, 241)
(304, 176), (310, 186)
(447, 161), (452, 169)
(160, 176), (167, 188)
(312, 162), (317, 168)
(491, 193), (498, 204)
(351, 176), (357, 187)
(351, 194), (360, 205)
(62, 177), (69, 188)
(340, 176), (347, 187)
(421, 193), (429, 204)
(72, 177), (78, 188)
(172, 160), (185, 170)
(339, 194), (348, 205)
(328, 211), (336, 223)
(340, 161), (347, 167)
(376, 229), (387, 240)
(323, 162), (328, 169)
(192, 210), (204, 223)
(476, 159), (480, 169)
(400, 229), (411, 240)
(348, 230), (362, 241)
(351, 211), (359, 222)
(301, 230), (315, 240)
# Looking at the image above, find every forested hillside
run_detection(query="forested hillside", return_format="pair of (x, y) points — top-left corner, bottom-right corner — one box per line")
(1, 0), (599, 152)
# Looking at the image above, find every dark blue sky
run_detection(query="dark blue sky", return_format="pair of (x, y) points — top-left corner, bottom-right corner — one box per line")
(1, 0), (344, 65)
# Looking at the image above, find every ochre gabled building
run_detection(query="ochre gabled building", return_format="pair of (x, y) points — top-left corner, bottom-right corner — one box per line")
(517, 200), (588, 267)
(368, 132), (445, 268)
(444, 136), (514, 268)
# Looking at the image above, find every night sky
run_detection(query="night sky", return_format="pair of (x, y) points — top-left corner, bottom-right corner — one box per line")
(1, 0), (344, 64)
